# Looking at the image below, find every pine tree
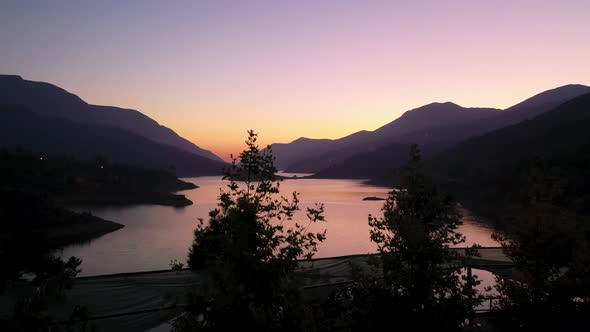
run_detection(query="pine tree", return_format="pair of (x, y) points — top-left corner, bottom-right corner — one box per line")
(339, 145), (481, 330)
(492, 159), (586, 329)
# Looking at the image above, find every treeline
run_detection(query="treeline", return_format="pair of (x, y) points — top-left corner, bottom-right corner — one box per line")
(0, 149), (197, 207)
(174, 132), (590, 331)
(432, 93), (590, 228)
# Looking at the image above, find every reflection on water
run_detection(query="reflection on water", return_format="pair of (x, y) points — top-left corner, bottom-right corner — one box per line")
(62, 176), (497, 276)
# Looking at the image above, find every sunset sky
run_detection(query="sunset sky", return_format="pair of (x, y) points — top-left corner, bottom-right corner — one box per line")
(2, 0), (589, 160)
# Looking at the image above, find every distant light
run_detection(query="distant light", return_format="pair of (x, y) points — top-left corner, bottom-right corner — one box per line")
(100, 165), (104, 169)
(39, 157), (44, 161)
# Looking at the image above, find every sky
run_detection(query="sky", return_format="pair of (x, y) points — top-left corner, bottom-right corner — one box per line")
(1, 0), (589, 160)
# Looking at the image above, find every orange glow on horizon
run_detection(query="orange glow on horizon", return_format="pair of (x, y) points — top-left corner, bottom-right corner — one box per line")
(2, 0), (589, 162)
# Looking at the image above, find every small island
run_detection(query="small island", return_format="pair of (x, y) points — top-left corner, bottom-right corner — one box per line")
(362, 196), (386, 201)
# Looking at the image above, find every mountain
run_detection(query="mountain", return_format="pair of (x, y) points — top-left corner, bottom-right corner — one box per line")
(271, 137), (335, 170)
(392, 84), (590, 148)
(433, 92), (590, 219)
(313, 92), (590, 221)
(283, 84), (590, 176)
(372, 102), (499, 138)
(0, 105), (225, 177)
(306, 84), (590, 181)
(310, 143), (412, 180)
(434, 92), (590, 180)
(0, 75), (223, 162)
(272, 103), (501, 171)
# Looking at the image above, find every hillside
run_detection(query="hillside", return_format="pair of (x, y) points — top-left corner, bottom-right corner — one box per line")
(304, 84), (590, 179)
(0, 75), (222, 162)
(433, 92), (590, 219)
(274, 103), (500, 172)
(0, 105), (226, 177)
(391, 84), (590, 148)
(0, 150), (200, 207)
(434, 92), (590, 178)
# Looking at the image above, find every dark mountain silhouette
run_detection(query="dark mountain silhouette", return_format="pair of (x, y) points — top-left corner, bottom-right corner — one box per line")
(0, 105), (225, 177)
(272, 103), (500, 171)
(391, 84), (590, 148)
(271, 137), (335, 170)
(373, 102), (499, 137)
(282, 84), (590, 175)
(310, 143), (412, 180)
(433, 92), (590, 219)
(0, 75), (223, 162)
(309, 143), (451, 184)
(311, 92), (590, 222)
(434, 92), (590, 180)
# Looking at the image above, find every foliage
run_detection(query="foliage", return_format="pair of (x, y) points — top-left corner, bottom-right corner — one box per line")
(492, 159), (590, 329)
(0, 186), (86, 331)
(335, 145), (482, 330)
(176, 131), (326, 331)
(4, 237), (84, 331)
(169, 259), (185, 271)
(0, 149), (195, 207)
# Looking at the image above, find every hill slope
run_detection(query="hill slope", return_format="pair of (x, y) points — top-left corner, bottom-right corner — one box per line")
(393, 84), (590, 148)
(0, 75), (222, 162)
(0, 105), (225, 177)
(305, 84), (590, 179)
(432, 92), (590, 219)
(273, 103), (500, 172)
(434, 92), (590, 179)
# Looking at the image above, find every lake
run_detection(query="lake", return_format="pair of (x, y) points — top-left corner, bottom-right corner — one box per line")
(62, 175), (498, 276)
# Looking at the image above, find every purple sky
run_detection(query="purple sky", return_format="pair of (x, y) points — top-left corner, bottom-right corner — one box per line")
(2, 0), (589, 159)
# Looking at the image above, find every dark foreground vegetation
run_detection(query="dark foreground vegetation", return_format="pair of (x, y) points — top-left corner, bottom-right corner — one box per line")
(0, 149), (197, 207)
(176, 131), (327, 331)
(173, 132), (590, 331)
(1, 129), (589, 331)
(0, 149), (206, 331)
(1, 188), (88, 331)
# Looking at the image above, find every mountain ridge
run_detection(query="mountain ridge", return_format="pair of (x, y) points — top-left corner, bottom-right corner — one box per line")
(0, 74), (223, 162)
(274, 84), (590, 174)
(273, 102), (501, 172)
(0, 105), (225, 177)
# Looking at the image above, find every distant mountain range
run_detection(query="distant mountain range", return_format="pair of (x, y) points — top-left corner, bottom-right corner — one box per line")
(0, 75), (226, 176)
(273, 84), (590, 177)
(0, 75), (223, 161)
(272, 102), (501, 171)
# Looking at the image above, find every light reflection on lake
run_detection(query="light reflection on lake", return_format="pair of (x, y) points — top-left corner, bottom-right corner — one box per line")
(62, 176), (497, 276)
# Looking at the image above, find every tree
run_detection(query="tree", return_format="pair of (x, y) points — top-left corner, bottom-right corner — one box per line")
(492, 159), (589, 329)
(176, 131), (326, 331)
(0, 190), (84, 331)
(337, 145), (481, 330)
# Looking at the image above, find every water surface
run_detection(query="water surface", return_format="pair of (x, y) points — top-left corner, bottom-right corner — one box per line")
(62, 176), (497, 276)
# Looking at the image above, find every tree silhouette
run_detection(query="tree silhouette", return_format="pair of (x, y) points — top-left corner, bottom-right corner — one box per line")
(176, 131), (326, 331)
(336, 145), (481, 330)
(492, 159), (589, 329)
